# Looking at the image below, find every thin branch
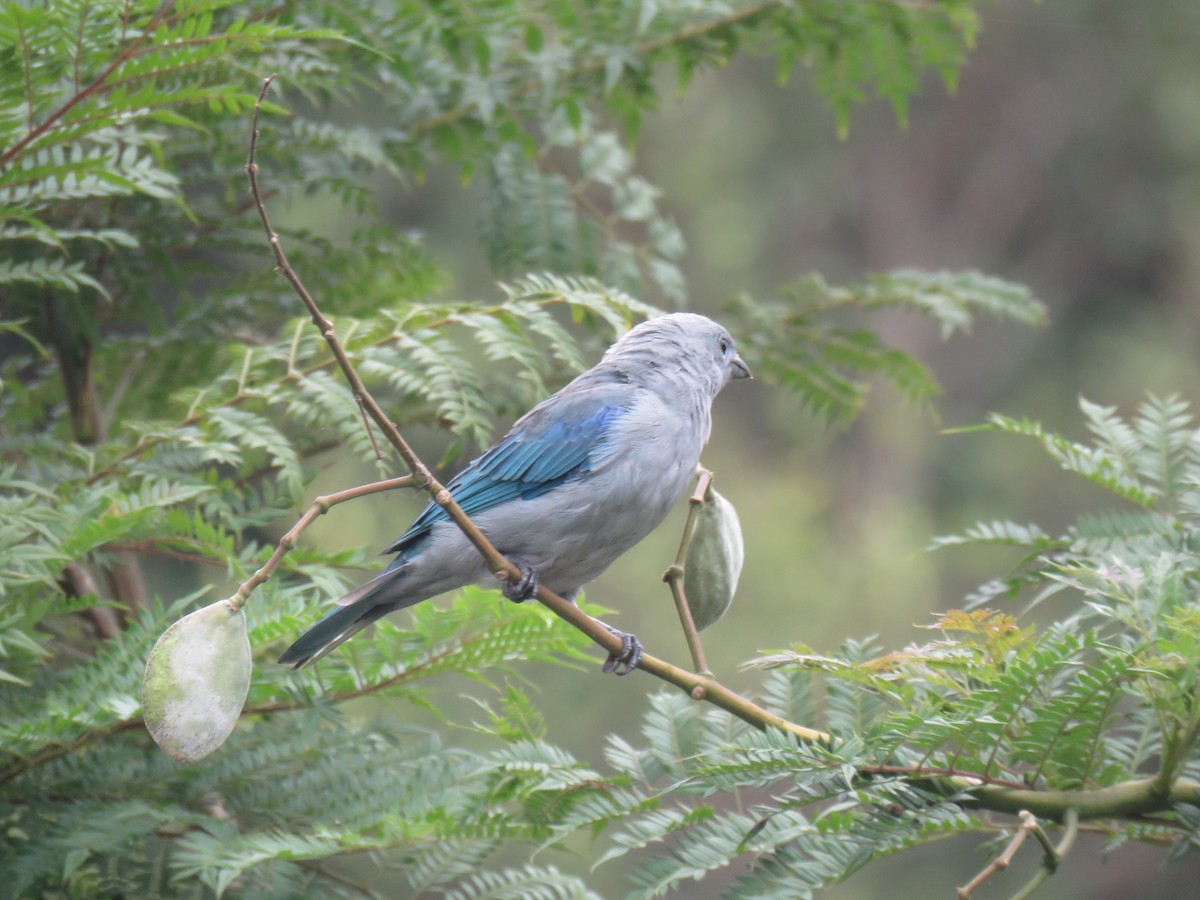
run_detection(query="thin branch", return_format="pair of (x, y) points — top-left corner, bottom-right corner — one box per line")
(957, 810), (1044, 899)
(965, 776), (1200, 821)
(227, 475), (416, 612)
(663, 467), (714, 675)
(295, 860), (379, 897)
(859, 764), (1028, 792)
(106, 541), (229, 567)
(0, 717), (145, 787)
(355, 394), (384, 461)
(99, 347), (146, 432)
(1009, 808), (1079, 900)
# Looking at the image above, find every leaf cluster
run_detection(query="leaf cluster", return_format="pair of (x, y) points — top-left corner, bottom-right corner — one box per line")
(926, 395), (1200, 797)
(1, 587), (602, 898)
(529, 396), (1200, 896)
(727, 269), (1048, 423)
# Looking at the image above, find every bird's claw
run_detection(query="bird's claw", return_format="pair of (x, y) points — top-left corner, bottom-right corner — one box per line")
(502, 558), (539, 603)
(601, 627), (644, 676)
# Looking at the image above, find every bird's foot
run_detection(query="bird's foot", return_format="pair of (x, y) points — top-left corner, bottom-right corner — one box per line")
(501, 558), (539, 603)
(601, 625), (644, 676)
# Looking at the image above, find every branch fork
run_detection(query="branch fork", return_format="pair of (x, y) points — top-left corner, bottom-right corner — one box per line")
(958, 808), (1078, 900)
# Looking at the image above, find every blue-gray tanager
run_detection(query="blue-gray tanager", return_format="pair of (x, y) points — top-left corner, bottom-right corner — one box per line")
(279, 313), (751, 673)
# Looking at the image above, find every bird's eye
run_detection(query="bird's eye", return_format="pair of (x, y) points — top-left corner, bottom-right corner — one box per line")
(718, 336), (730, 355)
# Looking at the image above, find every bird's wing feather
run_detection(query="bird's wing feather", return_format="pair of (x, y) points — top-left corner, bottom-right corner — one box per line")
(384, 389), (627, 555)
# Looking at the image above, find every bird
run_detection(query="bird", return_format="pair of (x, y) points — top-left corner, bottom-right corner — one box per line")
(279, 312), (751, 673)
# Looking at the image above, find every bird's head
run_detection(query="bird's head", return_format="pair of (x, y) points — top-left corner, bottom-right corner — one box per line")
(607, 313), (751, 396)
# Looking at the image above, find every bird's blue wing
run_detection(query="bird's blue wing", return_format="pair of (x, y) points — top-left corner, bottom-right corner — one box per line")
(384, 393), (626, 555)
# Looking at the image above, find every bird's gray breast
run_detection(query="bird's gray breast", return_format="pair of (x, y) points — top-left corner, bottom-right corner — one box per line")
(412, 387), (707, 597)
(480, 390), (705, 593)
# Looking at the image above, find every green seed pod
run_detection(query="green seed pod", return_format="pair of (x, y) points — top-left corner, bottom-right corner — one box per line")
(684, 489), (744, 631)
(143, 599), (251, 763)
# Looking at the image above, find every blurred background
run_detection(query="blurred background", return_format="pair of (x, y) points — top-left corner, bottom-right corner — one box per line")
(292, 0), (1200, 895)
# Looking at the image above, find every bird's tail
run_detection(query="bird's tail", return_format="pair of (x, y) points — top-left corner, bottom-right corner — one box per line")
(278, 565), (409, 669)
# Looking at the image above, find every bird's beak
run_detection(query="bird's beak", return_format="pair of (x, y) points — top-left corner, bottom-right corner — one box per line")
(731, 354), (752, 380)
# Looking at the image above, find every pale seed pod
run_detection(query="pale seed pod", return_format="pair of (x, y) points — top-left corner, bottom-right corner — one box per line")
(143, 599), (251, 762)
(684, 489), (744, 631)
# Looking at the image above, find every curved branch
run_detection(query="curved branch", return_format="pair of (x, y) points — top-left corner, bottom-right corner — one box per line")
(227, 475), (415, 612)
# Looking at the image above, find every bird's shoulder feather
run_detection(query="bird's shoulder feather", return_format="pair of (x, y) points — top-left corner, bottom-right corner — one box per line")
(384, 386), (630, 555)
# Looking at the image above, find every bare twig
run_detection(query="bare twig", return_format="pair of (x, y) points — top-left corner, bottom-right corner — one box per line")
(1009, 808), (1079, 900)
(957, 810), (1039, 898)
(958, 809), (1069, 900)
(227, 475), (416, 612)
(663, 467), (715, 675)
(858, 764), (1028, 792)
(295, 860), (379, 897)
(244, 75), (829, 746)
(355, 394), (384, 461)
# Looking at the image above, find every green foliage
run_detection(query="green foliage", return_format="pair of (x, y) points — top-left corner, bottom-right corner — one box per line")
(0, 0), (335, 306)
(729, 269), (1047, 423)
(1, 588), (600, 896)
(569, 395), (1200, 896)
(771, 0), (982, 136)
(18, 0), (1177, 897)
(507, 401), (1200, 898)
